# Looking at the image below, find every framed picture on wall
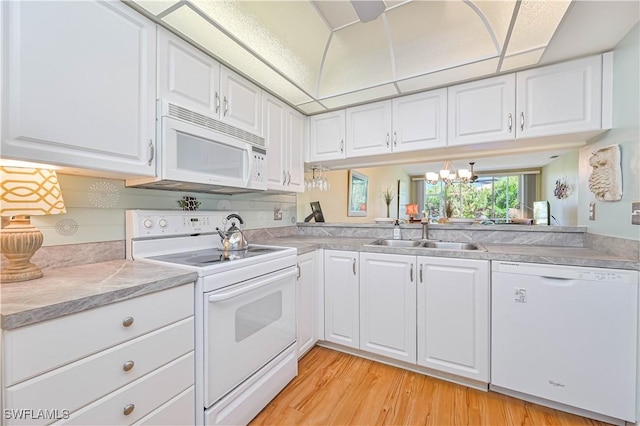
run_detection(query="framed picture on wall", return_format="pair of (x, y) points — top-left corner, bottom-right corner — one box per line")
(348, 170), (368, 217)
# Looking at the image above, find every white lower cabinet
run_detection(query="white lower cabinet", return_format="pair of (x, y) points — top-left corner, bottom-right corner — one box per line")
(2, 284), (196, 426)
(297, 251), (317, 357)
(417, 257), (490, 383)
(321, 251), (490, 385)
(359, 253), (416, 363)
(324, 250), (359, 349)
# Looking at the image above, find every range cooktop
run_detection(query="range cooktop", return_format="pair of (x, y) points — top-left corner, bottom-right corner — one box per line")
(147, 245), (286, 267)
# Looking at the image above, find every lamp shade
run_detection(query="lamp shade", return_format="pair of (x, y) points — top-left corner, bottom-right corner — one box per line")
(405, 203), (419, 216)
(0, 167), (66, 216)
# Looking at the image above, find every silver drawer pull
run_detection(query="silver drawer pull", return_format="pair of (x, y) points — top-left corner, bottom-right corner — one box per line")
(123, 404), (135, 416)
(122, 317), (134, 327)
(123, 360), (135, 372)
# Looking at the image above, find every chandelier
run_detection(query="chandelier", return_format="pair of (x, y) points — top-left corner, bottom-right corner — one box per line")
(425, 161), (478, 185)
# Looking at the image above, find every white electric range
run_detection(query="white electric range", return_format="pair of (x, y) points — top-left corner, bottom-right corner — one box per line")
(126, 210), (298, 426)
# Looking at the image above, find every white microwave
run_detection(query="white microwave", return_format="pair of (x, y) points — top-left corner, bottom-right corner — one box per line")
(127, 101), (267, 194)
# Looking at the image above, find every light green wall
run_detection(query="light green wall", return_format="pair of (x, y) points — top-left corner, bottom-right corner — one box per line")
(33, 174), (297, 246)
(541, 150), (579, 226)
(578, 23), (640, 240)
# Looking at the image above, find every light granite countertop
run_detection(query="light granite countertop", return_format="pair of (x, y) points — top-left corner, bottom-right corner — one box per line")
(257, 236), (640, 270)
(1, 260), (197, 330)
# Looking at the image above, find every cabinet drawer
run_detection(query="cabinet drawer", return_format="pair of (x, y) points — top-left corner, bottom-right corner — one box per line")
(54, 352), (195, 426)
(4, 284), (194, 385)
(135, 386), (195, 425)
(5, 317), (194, 422)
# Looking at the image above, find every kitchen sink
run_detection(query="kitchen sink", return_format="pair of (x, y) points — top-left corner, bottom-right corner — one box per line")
(420, 241), (481, 250)
(366, 239), (484, 251)
(367, 239), (424, 247)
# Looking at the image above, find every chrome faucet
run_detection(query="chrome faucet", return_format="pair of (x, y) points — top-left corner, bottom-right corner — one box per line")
(421, 219), (430, 240)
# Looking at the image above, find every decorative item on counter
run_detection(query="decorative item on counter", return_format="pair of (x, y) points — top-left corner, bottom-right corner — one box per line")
(405, 203), (419, 222)
(178, 195), (201, 211)
(382, 187), (396, 218)
(553, 176), (570, 199)
(588, 144), (622, 201)
(0, 166), (67, 282)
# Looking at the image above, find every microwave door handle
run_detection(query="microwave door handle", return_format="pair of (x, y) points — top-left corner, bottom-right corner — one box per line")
(208, 268), (297, 303)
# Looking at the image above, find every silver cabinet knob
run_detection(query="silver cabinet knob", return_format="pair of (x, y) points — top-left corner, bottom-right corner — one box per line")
(122, 317), (134, 327)
(123, 360), (135, 372)
(123, 404), (135, 416)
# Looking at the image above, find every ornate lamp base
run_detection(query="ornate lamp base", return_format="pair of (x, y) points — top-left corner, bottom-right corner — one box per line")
(1, 216), (44, 283)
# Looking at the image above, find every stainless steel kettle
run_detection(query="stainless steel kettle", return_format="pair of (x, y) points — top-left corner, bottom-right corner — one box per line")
(216, 213), (248, 251)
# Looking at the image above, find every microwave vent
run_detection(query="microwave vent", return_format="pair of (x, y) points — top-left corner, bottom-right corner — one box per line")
(167, 103), (265, 148)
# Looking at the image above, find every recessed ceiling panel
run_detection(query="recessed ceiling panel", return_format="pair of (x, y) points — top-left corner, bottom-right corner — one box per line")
(319, 19), (393, 98)
(163, 7), (312, 105)
(190, 0), (330, 95)
(396, 58), (499, 93)
(133, 0), (180, 16)
(470, 0), (517, 50)
(312, 0), (359, 29)
(501, 48), (544, 72)
(320, 84), (398, 110)
(505, 0), (571, 56)
(387, 1), (500, 79)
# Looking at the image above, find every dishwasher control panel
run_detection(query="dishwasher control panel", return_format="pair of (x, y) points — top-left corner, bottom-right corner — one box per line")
(492, 261), (636, 283)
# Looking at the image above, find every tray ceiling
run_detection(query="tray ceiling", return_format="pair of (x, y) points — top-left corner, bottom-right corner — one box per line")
(130, 0), (639, 114)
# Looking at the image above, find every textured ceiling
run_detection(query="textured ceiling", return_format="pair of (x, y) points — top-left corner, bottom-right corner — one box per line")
(131, 0), (639, 115)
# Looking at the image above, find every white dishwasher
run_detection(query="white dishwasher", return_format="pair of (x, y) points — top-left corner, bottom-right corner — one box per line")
(491, 261), (638, 424)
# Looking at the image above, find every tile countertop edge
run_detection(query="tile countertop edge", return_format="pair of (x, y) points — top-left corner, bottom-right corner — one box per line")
(263, 237), (640, 271)
(1, 260), (198, 330)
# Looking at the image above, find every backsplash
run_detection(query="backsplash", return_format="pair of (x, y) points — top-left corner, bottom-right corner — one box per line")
(31, 174), (297, 246)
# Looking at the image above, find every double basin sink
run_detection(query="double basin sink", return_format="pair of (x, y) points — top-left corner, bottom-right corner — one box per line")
(366, 239), (484, 251)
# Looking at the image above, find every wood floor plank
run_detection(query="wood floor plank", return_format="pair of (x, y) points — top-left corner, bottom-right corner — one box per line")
(250, 347), (610, 426)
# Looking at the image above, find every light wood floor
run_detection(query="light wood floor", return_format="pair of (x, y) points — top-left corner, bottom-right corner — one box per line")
(250, 346), (609, 426)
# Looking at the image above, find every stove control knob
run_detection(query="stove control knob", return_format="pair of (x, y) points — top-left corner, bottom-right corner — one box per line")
(158, 218), (168, 228)
(143, 218), (153, 229)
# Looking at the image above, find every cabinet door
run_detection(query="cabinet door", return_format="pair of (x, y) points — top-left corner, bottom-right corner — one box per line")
(220, 66), (262, 136)
(359, 253), (416, 363)
(157, 27), (220, 117)
(287, 108), (306, 193)
(516, 55), (603, 139)
(2, 1), (156, 176)
(297, 252), (316, 357)
(346, 100), (392, 158)
(392, 89), (447, 153)
(263, 94), (287, 191)
(324, 250), (359, 349)
(448, 74), (516, 146)
(308, 111), (346, 162)
(417, 257), (490, 382)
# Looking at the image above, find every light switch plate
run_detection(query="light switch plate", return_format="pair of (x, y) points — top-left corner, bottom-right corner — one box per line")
(273, 207), (282, 221)
(632, 202), (640, 225)
(589, 202), (596, 221)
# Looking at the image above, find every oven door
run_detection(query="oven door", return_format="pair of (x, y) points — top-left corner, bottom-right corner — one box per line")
(204, 267), (296, 407)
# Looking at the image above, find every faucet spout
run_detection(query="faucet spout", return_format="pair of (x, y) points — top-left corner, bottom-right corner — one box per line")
(421, 220), (430, 240)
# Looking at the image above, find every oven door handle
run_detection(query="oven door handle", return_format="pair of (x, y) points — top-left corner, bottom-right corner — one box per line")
(208, 268), (296, 303)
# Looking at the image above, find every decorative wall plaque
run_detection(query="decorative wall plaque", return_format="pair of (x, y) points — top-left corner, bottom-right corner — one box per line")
(588, 145), (622, 202)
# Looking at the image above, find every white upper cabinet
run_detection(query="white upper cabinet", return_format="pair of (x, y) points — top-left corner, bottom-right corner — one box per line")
(346, 89), (447, 158)
(392, 89), (447, 153)
(359, 252), (417, 364)
(516, 54), (604, 139)
(263, 93), (304, 192)
(308, 110), (346, 162)
(449, 54), (609, 147)
(2, 1), (156, 177)
(158, 28), (262, 137)
(219, 67), (262, 136)
(346, 101), (393, 157)
(448, 74), (516, 146)
(157, 27), (220, 117)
